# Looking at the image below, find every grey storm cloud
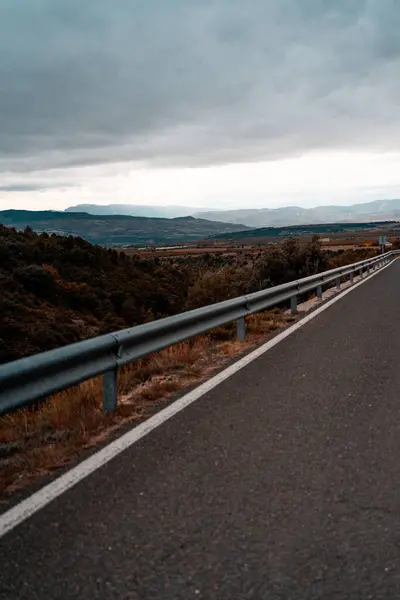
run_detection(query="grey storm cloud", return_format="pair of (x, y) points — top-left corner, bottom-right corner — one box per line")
(1, 0), (400, 172)
(0, 184), (47, 191)
(0, 183), (72, 191)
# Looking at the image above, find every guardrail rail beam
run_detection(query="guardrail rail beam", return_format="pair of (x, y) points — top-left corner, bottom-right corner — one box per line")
(0, 250), (398, 416)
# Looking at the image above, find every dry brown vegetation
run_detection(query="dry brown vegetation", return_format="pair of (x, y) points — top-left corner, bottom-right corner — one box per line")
(1, 228), (386, 499)
(1, 225), (381, 365)
(0, 310), (295, 497)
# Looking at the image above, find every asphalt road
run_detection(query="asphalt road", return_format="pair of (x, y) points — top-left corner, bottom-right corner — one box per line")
(1, 261), (400, 599)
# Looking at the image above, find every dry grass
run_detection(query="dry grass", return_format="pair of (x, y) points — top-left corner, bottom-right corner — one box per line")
(246, 310), (294, 334)
(217, 340), (247, 356)
(0, 309), (293, 497)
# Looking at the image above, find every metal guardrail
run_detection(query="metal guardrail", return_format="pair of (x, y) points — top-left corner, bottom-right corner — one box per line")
(0, 251), (398, 416)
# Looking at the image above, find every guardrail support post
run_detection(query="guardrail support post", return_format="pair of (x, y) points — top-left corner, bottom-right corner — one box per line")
(103, 368), (118, 413)
(316, 285), (322, 301)
(290, 295), (297, 315)
(236, 317), (246, 342)
(360, 267), (363, 279)
(350, 272), (354, 284)
(336, 276), (341, 290)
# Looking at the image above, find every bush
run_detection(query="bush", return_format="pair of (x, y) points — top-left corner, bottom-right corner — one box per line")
(186, 265), (255, 309)
(14, 265), (58, 299)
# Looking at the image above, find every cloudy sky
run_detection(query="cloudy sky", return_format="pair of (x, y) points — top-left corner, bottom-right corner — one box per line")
(1, 0), (400, 211)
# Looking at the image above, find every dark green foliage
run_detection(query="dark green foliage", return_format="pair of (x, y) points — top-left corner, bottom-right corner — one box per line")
(14, 265), (58, 298)
(0, 209), (249, 245)
(255, 235), (329, 287)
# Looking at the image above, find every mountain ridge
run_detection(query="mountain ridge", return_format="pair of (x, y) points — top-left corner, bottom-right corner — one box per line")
(194, 199), (400, 227)
(65, 203), (210, 218)
(0, 210), (248, 245)
(65, 199), (400, 227)
(209, 220), (400, 241)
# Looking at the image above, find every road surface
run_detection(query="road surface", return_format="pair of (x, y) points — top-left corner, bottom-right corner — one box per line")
(1, 261), (400, 599)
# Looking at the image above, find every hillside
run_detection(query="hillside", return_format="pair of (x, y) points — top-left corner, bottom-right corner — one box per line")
(210, 220), (400, 241)
(0, 210), (248, 245)
(0, 225), (355, 365)
(0, 225), (195, 364)
(195, 199), (400, 227)
(65, 203), (210, 218)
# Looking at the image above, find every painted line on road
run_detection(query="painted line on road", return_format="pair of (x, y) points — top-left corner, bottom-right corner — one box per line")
(0, 260), (393, 539)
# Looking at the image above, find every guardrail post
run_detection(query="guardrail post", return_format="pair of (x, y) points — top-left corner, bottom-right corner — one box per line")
(350, 272), (354, 284)
(336, 276), (341, 290)
(103, 368), (118, 412)
(359, 267), (363, 279)
(316, 285), (322, 301)
(290, 295), (297, 314)
(236, 317), (246, 341)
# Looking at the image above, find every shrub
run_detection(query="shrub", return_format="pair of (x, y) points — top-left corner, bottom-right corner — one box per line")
(14, 265), (58, 299)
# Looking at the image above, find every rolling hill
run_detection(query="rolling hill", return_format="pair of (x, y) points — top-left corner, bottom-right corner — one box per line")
(210, 220), (400, 241)
(195, 199), (400, 227)
(0, 210), (248, 245)
(65, 203), (210, 218)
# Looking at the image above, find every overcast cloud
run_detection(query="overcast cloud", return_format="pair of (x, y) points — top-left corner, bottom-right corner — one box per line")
(1, 0), (400, 208)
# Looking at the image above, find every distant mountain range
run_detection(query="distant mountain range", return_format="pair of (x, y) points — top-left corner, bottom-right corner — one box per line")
(65, 203), (210, 219)
(0, 210), (248, 245)
(194, 199), (400, 227)
(65, 199), (400, 228)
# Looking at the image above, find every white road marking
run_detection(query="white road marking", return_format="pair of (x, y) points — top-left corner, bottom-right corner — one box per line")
(0, 260), (393, 539)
